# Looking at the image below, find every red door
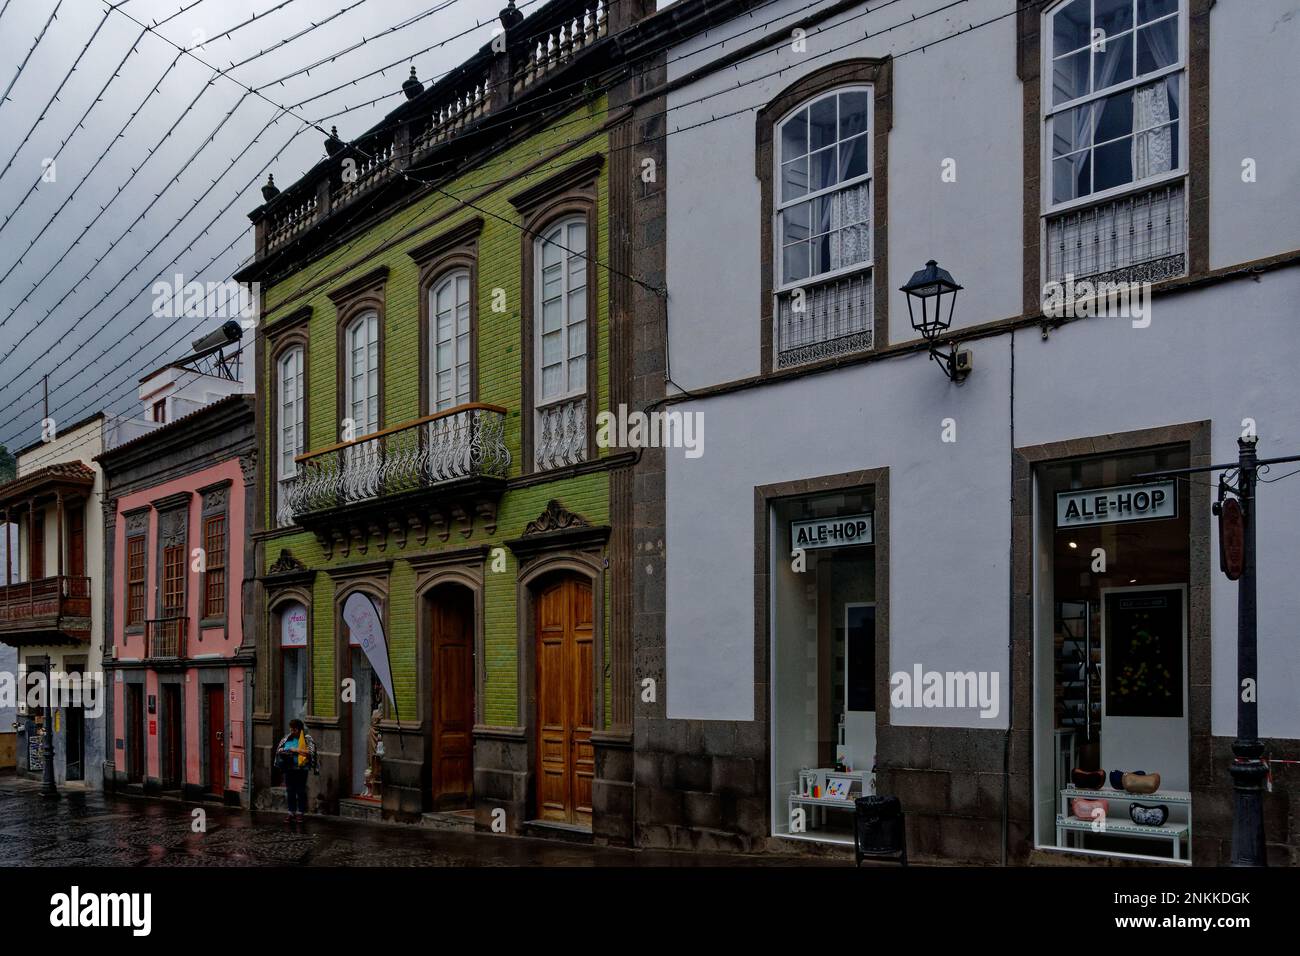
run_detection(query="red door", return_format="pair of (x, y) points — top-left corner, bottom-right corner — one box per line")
(205, 687), (225, 796)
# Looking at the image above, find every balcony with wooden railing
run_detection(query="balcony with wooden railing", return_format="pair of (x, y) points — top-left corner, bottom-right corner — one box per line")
(145, 616), (188, 660)
(0, 575), (92, 645)
(279, 404), (511, 556)
(250, 0), (616, 263)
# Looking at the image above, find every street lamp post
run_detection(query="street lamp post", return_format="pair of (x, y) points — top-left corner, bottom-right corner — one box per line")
(1227, 437), (1267, 866)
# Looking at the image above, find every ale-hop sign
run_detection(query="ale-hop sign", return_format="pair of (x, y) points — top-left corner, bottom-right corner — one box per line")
(1056, 480), (1176, 528)
(791, 512), (873, 550)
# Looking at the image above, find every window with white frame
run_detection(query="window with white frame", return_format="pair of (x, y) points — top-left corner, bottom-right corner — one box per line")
(276, 346), (304, 527)
(533, 217), (588, 471)
(344, 310), (381, 437)
(1044, 0), (1187, 284)
(430, 269), (472, 412)
(774, 87), (873, 368)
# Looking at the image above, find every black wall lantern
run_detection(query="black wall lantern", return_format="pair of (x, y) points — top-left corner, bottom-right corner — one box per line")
(900, 259), (971, 382)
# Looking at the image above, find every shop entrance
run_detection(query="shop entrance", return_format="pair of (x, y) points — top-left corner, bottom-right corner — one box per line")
(534, 573), (593, 827)
(770, 489), (877, 845)
(429, 584), (474, 809)
(1034, 445), (1191, 861)
(349, 647), (378, 797)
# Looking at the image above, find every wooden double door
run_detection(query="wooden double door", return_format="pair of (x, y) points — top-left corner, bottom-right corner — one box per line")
(430, 586), (474, 808)
(535, 574), (594, 826)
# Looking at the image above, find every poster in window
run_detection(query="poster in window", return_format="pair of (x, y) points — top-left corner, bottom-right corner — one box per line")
(1104, 590), (1183, 718)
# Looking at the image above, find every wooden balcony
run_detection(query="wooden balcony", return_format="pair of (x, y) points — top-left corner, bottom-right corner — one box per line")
(0, 575), (92, 646)
(145, 616), (188, 660)
(278, 404), (510, 557)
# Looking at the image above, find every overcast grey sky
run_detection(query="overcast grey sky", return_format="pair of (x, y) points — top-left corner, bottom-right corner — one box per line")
(0, 0), (528, 453)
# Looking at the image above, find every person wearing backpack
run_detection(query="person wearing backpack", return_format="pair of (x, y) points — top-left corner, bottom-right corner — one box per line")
(275, 718), (318, 822)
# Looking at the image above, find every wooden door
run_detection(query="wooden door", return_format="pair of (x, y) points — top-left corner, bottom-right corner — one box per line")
(535, 575), (593, 826)
(66, 507), (84, 576)
(431, 588), (474, 808)
(125, 686), (143, 783)
(162, 685), (182, 788)
(205, 686), (225, 796)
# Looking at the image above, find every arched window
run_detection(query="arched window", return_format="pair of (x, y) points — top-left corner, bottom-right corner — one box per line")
(1043, 0), (1186, 283)
(344, 310), (380, 437)
(773, 86), (873, 367)
(429, 269), (472, 412)
(532, 216), (589, 471)
(277, 346), (304, 480)
(279, 600), (308, 725)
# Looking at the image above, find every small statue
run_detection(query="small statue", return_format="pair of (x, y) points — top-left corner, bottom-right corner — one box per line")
(362, 703), (383, 798)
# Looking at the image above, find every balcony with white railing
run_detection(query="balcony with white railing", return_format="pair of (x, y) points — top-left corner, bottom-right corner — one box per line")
(535, 396), (587, 472)
(278, 404), (510, 551)
(1045, 181), (1187, 287)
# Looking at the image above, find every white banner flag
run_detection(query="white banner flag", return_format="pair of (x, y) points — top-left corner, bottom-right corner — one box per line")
(342, 592), (397, 718)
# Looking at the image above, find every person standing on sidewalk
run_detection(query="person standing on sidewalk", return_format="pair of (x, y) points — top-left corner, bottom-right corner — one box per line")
(275, 719), (318, 822)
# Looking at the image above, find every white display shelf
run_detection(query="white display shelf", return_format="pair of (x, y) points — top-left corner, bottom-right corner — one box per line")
(1061, 786), (1190, 805)
(1058, 785), (1192, 863)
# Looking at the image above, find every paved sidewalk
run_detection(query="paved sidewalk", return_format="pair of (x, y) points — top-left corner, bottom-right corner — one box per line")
(0, 776), (843, 867)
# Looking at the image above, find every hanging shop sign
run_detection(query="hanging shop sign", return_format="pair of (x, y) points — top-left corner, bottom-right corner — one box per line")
(1055, 481), (1176, 528)
(791, 513), (873, 550)
(1218, 497), (1244, 581)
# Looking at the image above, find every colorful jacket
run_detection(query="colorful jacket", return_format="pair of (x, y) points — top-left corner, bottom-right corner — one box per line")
(275, 731), (319, 773)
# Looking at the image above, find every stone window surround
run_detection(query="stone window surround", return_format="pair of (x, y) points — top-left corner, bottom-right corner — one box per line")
(753, 468), (890, 840)
(1017, 0), (1211, 314)
(328, 266), (389, 442)
(1010, 420), (1212, 862)
(198, 480), (232, 632)
(409, 217), (484, 416)
(511, 154), (604, 475)
(122, 506), (150, 635)
(265, 307), (312, 523)
(756, 59), (893, 377)
(151, 491), (191, 622)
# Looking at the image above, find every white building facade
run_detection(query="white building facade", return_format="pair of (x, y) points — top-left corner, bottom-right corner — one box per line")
(0, 415), (107, 788)
(637, 0), (1300, 865)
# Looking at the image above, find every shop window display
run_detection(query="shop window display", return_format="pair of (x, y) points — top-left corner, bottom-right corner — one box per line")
(770, 489), (876, 844)
(1033, 445), (1192, 862)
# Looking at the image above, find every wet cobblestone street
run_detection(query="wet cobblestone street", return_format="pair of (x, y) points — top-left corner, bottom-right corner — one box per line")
(0, 776), (839, 867)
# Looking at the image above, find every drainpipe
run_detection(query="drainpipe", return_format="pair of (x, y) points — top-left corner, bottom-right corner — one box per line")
(1001, 328), (1016, 866)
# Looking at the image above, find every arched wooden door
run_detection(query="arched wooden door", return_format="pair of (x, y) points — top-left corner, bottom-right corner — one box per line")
(430, 585), (475, 809)
(535, 574), (593, 826)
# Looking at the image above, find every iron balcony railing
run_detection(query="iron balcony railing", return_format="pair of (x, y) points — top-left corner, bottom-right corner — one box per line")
(145, 616), (187, 659)
(1045, 181), (1187, 286)
(535, 395), (588, 472)
(0, 575), (91, 627)
(282, 403), (510, 521)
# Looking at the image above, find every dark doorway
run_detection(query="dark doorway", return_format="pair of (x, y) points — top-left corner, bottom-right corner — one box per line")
(429, 584), (474, 809)
(161, 684), (183, 789)
(204, 686), (225, 796)
(125, 684), (144, 784)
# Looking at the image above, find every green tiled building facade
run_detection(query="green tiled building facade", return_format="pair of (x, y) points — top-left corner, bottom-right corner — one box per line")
(238, 0), (667, 844)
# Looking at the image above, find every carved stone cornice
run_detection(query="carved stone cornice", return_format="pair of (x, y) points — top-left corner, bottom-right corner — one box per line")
(267, 548), (308, 575)
(524, 499), (590, 535)
(506, 499), (609, 560)
(239, 451), (257, 487)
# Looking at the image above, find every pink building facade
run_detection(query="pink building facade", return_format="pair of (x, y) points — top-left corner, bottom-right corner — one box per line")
(99, 395), (256, 805)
